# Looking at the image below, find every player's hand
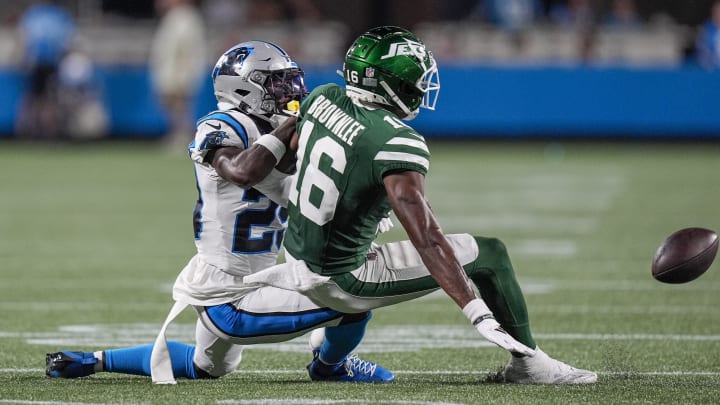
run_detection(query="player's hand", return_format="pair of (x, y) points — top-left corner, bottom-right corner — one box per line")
(474, 316), (536, 356)
(270, 116), (298, 147)
(377, 217), (394, 233)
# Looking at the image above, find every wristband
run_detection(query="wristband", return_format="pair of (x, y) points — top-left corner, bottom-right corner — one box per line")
(472, 313), (495, 326)
(462, 298), (492, 324)
(255, 135), (286, 163)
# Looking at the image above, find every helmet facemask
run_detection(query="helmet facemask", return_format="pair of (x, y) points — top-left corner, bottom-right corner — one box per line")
(261, 69), (307, 115)
(379, 54), (439, 120)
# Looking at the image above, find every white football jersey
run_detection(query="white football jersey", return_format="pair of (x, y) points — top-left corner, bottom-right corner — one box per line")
(188, 109), (288, 276)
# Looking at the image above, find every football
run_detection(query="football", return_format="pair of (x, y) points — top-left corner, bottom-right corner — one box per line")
(651, 227), (718, 284)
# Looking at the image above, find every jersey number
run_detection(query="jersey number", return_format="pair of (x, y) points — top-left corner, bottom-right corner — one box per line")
(289, 121), (347, 226)
(233, 188), (287, 253)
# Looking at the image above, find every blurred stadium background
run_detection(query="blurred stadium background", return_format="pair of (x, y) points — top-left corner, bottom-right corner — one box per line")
(2, 2), (720, 403)
(2, 0), (720, 140)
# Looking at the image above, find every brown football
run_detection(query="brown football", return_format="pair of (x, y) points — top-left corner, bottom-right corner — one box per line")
(652, 227), (718, 284)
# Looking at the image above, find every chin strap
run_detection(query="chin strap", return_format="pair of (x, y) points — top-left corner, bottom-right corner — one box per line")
(379, 81), (418, 121)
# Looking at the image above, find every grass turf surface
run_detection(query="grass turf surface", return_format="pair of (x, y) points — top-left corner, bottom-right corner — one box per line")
(1, 140), (719, 404)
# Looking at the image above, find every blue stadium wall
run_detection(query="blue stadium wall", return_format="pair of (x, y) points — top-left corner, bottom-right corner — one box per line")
(2, 65), (720, 139)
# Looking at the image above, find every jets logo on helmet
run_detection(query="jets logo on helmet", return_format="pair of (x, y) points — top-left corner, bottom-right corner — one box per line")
(380, 39), (427, 61)
(343, 26), (440, 121)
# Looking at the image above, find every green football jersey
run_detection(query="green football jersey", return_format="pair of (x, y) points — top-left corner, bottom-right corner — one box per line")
(284, 83), (430, 275)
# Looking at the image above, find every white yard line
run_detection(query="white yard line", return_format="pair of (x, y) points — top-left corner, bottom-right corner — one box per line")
(218, 400), (463, 405)
(10, 272), (717, 316)
(435, 214), (597, 234)
(4, 368), (720, 377)
(5, 325), (720, 351)
(0, 401), (144, 405)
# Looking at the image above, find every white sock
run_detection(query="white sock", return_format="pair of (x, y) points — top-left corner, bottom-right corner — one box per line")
(93, 351), (104, 372)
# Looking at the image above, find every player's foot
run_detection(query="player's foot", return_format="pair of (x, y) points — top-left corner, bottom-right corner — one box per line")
(502, 349), (597, 384)
(45, 351), (98, 378)
(307, 350), (394, 383)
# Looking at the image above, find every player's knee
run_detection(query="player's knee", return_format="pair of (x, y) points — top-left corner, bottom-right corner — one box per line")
(339, 311), (372, 325)
(193, 363), (219, 379)
(474, 236), (510, 260)
(193, 348), (243, 378)
(469, 236), (514, 279)
(193, 357), (239, 378)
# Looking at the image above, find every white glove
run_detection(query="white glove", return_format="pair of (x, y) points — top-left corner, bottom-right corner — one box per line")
(377, 217), (394, 233)
(474, 316), (536, 356)
(463, 298), (535, 356)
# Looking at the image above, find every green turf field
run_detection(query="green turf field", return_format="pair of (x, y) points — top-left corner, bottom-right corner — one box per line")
(1, 140), (719, 404)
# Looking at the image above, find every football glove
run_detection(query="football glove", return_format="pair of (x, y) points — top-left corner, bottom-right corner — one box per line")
(474, 316), (536, 356)
(377, 217), (394, 233)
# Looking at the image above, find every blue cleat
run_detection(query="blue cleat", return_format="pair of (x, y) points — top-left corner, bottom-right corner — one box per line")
(307, 350), (394, 383)
(46, 351), (97, 378)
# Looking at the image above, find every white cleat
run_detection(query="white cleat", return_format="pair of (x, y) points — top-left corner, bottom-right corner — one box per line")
(502, 348), (597, 384)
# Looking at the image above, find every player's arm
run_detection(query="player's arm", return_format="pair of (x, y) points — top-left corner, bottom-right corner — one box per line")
(383, 170), (476, 307)
(212, 116), (297, 188)
(384, 170), (534, 356)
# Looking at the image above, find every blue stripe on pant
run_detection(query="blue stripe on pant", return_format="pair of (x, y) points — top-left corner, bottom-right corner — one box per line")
(204, 303), (344, 340)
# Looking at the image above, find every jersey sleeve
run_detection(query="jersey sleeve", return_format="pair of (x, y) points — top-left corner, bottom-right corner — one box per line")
(189, 111), (252, 165)
(372, 129), (430, 184)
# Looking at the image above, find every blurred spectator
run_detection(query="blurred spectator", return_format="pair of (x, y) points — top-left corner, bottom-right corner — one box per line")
(549, 0), (600, 62)
(696, 0), (720, 69)
(15, 1), (76, 138)
(604, 0), (641, 30)
(242, 0), (321, 23)
(549, 0), (594, 27)
(284, 0), (322, 22)
(203, 0), (248, 33)
(483, 0), (540, 32)
(205, 0), (325, 70)
(149, 0), (207, 149)
(469, 0), (540, 54)
(57, 47), (109, 139)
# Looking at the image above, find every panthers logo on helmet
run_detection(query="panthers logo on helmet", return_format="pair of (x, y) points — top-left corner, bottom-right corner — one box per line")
(212, 46), (254, 80)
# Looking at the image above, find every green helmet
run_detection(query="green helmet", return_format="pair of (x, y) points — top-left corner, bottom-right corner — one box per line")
(343, 26), (440, 120)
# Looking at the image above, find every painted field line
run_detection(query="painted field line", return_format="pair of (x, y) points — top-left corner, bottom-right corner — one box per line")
(537, 333), (720, 341)
(437, 214), (596, 234)
(5, 275), (718, 315)
(0, 400), (455, 405)
(218, 400), (461, 405)
(0, 400), (142, 405)
(6, 325), (720, 353)
(0, 302), (169, 311)
(429, 172), (625, 189)
(5, 368), (720, 377)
